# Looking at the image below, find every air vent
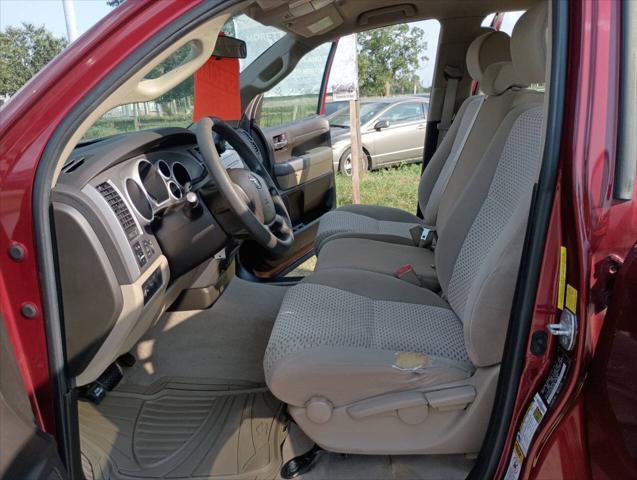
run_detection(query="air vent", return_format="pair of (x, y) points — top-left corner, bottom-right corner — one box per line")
(190, 146), (202, 158)
(97, 182), (139, 241)
(62, 157), (85, 173)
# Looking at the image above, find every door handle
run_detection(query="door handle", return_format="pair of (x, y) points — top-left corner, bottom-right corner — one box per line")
(273, 133), (288, 151)
(273, 139), (288, 150)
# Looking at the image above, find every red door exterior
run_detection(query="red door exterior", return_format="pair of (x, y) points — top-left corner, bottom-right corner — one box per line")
(0, 1), (635, 478)
(500, 1), (637, 479)
(0, 0), (206, 434)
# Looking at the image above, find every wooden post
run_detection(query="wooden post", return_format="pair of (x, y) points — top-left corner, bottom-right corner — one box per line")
(331, 33), (362, 204)
(349, 97), (362, 204)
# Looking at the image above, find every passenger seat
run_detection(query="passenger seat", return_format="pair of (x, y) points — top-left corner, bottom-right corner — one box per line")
(314, 29), (514, 254)
(315, 23), (545, 285)
(263, 3), (549, 455)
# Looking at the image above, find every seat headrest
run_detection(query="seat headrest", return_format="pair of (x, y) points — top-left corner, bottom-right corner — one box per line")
(466, 30), (511, 82)
(480, 61), (526, 96)
(511, 2), (549, 84)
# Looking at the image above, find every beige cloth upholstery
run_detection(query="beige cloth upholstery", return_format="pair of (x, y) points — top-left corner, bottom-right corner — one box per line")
(316, 238), (438, 290)
(511, 2), (548, 84)
(480, 61), (527, 96)
(263, 4), (549, 456)
(267, 100), (545, 389)
(314, 205), (420, 252)
(316, 92), (544, 281)
(466, 31), (511, 82)
(315, 1), (546, 278)
(265, 271), (473, 407)
(314, 29), (512, 253)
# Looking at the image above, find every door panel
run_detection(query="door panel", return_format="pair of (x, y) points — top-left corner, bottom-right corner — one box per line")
(266, 115), (335, 223)
(268, 116), (333, 190)
(273, 147), (333, 190)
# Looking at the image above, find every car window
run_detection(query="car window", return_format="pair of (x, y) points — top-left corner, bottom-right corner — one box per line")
(225, 15), (286, 72)
(329, 102), (388, 128)
(323, 100), (348, 116)
(379, 102), (425, 125)
(481, 11), (525, 36)
(259, 43), (332, 128)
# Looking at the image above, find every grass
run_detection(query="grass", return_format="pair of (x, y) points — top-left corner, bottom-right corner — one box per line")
(289, 163), (422, 276)
(335, 163), (422, 212)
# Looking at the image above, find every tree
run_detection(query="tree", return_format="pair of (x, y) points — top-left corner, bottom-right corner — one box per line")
(357, 25), (426, 97)
(0, 23), (67, 97)
(106, 0), (125, 6)
(148, 42), (196, 115)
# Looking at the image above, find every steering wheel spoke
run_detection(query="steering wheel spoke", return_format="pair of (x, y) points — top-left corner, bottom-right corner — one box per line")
(196, 117), (294, 256)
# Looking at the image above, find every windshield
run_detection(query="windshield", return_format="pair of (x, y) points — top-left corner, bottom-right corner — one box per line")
(329, 102), (388, 127)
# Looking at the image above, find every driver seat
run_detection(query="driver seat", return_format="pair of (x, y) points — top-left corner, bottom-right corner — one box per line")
(263, 4), (548, 455)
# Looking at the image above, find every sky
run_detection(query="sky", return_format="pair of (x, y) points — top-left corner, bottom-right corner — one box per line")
(0, 0), (112, 41)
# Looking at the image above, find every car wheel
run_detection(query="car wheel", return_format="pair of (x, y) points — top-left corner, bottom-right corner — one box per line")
(339, 148), (368, 176)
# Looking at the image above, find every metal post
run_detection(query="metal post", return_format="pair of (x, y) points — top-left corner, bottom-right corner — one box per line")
(62, 0), (79, 43)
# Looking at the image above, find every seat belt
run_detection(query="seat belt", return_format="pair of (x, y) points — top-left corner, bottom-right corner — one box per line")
(423, 95), (485, 227)
(437, 65), (463, 146)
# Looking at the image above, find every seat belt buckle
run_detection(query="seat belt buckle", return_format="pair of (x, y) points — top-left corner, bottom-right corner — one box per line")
(394, 264), (421, 286)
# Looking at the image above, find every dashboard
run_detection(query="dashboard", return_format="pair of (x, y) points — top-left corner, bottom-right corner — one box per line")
(53, 128), (242, 386)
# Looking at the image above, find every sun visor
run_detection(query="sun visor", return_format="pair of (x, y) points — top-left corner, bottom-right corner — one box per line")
(193, 56), (241, 122)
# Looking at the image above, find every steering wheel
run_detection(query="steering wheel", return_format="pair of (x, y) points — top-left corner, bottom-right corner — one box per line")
(196, 116), (294, 256)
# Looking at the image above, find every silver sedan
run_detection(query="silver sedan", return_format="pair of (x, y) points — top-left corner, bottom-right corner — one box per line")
(327, 96), (428, 175)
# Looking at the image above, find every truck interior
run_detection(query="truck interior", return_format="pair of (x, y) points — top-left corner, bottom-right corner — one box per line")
(21, 0), (561, 478)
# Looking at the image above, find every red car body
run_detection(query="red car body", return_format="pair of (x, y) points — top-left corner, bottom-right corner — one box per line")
(0, 1), (635, 479)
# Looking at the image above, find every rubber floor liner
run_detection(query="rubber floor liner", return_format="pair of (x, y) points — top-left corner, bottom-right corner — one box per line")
(79, 379), (287, 480)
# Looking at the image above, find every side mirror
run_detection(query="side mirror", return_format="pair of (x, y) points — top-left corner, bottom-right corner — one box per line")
(374, 119), (389, 130)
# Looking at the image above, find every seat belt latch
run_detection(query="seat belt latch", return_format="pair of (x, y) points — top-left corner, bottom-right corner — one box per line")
(419, 227), (431, 248)
(410, 225), (436, 248)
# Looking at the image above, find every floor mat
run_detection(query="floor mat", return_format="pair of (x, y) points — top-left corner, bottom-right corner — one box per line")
(80, 379), (287, 480)
(121, 278), (287, 387)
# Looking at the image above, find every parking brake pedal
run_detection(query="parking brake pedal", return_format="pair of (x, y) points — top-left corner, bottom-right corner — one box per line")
(82, 354), (137, 404)
(280, 444), (326, 479)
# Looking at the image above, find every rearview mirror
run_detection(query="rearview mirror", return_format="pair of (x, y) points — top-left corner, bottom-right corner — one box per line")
(374, 119), (390, 130)
(212, 36), (247, 59)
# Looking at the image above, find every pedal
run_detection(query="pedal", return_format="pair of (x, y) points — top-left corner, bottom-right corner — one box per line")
(117, 352), (136, 368)
(82, 362), (124, 404)
(280, 444), (325, 479)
